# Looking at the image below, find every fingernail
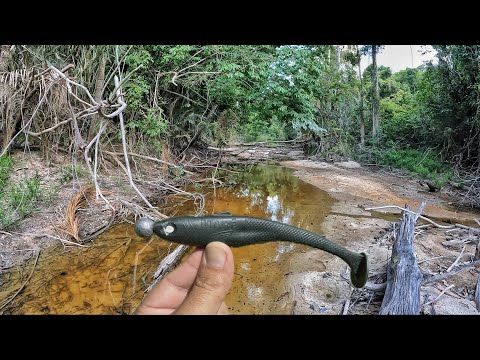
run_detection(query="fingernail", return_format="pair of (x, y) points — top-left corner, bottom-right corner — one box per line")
(205, 244), (226, 269)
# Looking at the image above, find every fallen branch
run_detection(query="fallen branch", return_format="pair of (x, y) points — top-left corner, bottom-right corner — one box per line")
(364, 205), (454, 229)
(364, 205), (480, 233)
(422, 259), (480, 285)
(446, 245), (466, 272)
(144, 244), (190, 293)
(423, 284), (455, 306)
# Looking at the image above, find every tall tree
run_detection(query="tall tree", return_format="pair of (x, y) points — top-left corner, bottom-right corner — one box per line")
(361, 45), (384, 140)
(357, 46), (365, 145)
(335, 45), (341, 69)
(372, 45), (380, 138)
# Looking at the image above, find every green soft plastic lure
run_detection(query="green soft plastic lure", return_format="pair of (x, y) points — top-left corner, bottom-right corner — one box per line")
(135, 213), (368, 288)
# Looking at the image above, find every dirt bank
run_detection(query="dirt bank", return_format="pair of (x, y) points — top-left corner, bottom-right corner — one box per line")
(0, 150), (188, 272)
(281, 160), (480, 315)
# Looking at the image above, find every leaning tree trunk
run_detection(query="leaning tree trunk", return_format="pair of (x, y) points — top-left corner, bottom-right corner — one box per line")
(357, 46), (365, 146)
(371, 45), (380, 139)
(88, 52), (107, 142)
(379, 202), (425, 315)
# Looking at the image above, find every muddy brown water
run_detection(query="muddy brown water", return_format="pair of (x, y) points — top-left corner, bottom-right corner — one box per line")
(0, 165), (463, 315)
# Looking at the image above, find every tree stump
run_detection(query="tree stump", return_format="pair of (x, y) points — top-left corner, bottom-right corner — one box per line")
(475, 242), (480, 311)
(379, 202), (425, 315)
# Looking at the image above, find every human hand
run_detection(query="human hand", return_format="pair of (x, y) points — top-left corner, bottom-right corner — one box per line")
(134, 241), (234, 315)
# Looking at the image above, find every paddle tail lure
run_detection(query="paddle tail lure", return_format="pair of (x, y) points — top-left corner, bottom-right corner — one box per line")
(135, 213), (368, 288)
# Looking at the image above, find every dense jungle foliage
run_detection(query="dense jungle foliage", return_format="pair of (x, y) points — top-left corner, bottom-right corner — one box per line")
(2, 45), (480, 191)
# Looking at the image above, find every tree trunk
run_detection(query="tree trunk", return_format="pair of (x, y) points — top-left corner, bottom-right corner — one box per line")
(372, 45), (380, 139)
(357, 46), (365, 145)
(379, 202), (425, 315)
(88, 52), (107, 141)
(335, 46), (341, 69)
(1, 45), (13, 152)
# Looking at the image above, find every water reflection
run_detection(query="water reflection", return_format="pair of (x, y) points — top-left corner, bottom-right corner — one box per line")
(178, 165), (336, 314)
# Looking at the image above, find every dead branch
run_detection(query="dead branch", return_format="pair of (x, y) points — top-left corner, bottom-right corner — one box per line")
(446, 245), (466, 272)
(113, 75), (163, 218)
(364, 205), (455, 229)
(103, 151), (194, 175)
(144, 244), (190, 293)
(422, 259), (480, 285)
(423, 284), (455, 306)
(364, 205), (480, 233)
(84, 122), (110, 203)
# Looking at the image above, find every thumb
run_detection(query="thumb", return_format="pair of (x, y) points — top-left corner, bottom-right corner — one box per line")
(174, 242), (234, 315)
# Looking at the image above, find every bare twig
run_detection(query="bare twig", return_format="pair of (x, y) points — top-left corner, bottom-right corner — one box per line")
(446, 245), (466, 272)
(423, 284), (455, 306)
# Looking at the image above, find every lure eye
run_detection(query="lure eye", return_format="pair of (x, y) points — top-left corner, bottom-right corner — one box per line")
(164, 224), (176, 235)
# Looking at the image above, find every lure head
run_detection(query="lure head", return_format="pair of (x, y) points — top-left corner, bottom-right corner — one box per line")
(134, 217), (155, 238)
(135, 216), (190, 240)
